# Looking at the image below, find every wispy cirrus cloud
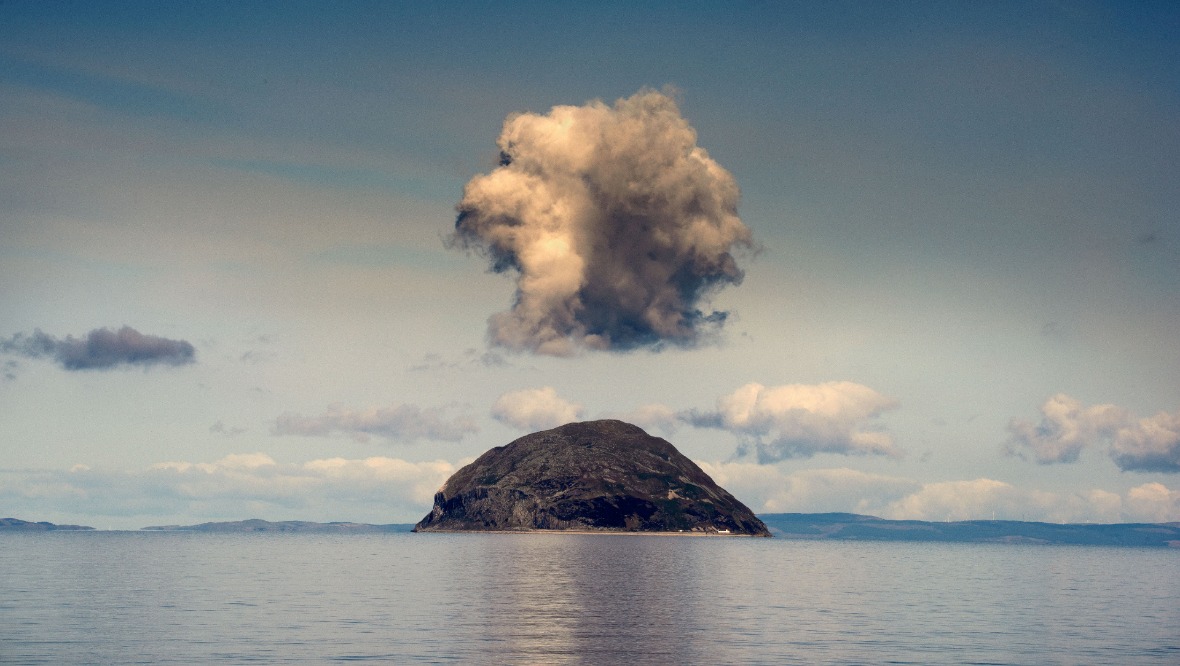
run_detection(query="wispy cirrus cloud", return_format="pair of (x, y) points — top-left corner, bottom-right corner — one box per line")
(1, 326), (195, 371)
(273, 403), (477, 443)
(407, 348), (508, 372)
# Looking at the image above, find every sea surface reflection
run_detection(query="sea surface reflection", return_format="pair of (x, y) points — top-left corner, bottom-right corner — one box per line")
(1, 531), (1177, 664)
(450, 534), (707, 663)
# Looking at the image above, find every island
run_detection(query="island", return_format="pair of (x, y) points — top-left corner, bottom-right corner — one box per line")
(414, 419), (771, 536)
(759, 513), (1180, 548)
(140, 519), (413, 533)
(0, 517), (94, 531)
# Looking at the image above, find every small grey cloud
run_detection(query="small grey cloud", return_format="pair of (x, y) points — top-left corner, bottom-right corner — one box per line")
(450, 88), (754, 356)
(1137, 231), (1160, 246)
(408, 348), (508, 372)
(240, 349), (277, 364)
(209, 421), (247, 437)
(273, 403), (478, 443)
(1, 326), (195, 371)
(239, 332), (280, 364)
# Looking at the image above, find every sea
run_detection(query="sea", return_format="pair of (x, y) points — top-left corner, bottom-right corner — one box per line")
(1, 531), (1176, 665)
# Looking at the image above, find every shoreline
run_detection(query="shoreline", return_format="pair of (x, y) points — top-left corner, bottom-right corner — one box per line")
(413, 528), (764, 537)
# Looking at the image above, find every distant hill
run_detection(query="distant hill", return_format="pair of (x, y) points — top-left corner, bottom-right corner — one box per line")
(8, 513), (1178, 547)
(141, 519), (414, 533)
(759, 513), (1180, 548)
(0, 517), (94, 531)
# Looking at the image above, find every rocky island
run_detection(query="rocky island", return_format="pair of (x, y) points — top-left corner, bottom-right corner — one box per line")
(414, 419), (770, 536)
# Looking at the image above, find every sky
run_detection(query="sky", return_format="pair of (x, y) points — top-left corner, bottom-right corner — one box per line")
(2, 1), (1177, 529)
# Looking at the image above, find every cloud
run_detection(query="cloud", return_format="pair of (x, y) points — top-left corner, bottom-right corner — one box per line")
(4, 458), (1178, 528)
(407, 348), (508, 372)
(0, 454), (457, 527)
(686, 381), (901, 462)
(1110, 410), (1180, 473)
(699, 462), (919, 515)
(883, 478), (1029, 522)
(613, 403), (681, 436)
(1125, 482), (1180, 523)
(491, 387), (584, 431)
(880, 479), (1180, 524)
(1007, 394), (1180, 472)
(1005, 394), (1127, 464)
(450, 89), (754, 356)
(0, 326), (195, 370)
(695, 462), (1180, 524)
(273, 403), (477, 443)
(209, 421), (247, 437)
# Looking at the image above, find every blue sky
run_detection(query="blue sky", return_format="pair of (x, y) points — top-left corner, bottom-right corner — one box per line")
(2, 1), (1177, 528)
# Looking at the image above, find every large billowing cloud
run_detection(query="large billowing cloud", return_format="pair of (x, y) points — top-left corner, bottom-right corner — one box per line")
(450, 89), (753, 356)
(491, 387), (584, 431)
(687, 382), (901, 462)
(273, 403), (477, 443)
(1007, 394), (1180, 472)
(1, 326), (195, 370)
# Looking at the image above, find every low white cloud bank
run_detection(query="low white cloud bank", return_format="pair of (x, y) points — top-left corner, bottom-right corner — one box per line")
(3, 457), (1177, 528)
(1007, 394), (1180, 473)
(0, 454), (456, 528)
(450, 89), (753, 355)
(273, 403), (477, 443)
(697, 462), (1180, 524)
(700, 463), (918, 515)
(491, 387), (584, 431)
(687, 382), (901, 462)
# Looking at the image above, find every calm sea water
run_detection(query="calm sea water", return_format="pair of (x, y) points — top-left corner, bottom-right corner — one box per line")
(1, 532), (1176, 665)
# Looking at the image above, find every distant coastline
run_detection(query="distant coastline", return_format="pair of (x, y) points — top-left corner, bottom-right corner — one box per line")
(140, 519), (413, 533)
(4, 514), (1178, 547)
(759, 513), (1180, 548)
(0, 517), (94, 531)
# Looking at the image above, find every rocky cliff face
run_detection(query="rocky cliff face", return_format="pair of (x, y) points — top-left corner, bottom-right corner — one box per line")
(414, 420), (770, 536)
